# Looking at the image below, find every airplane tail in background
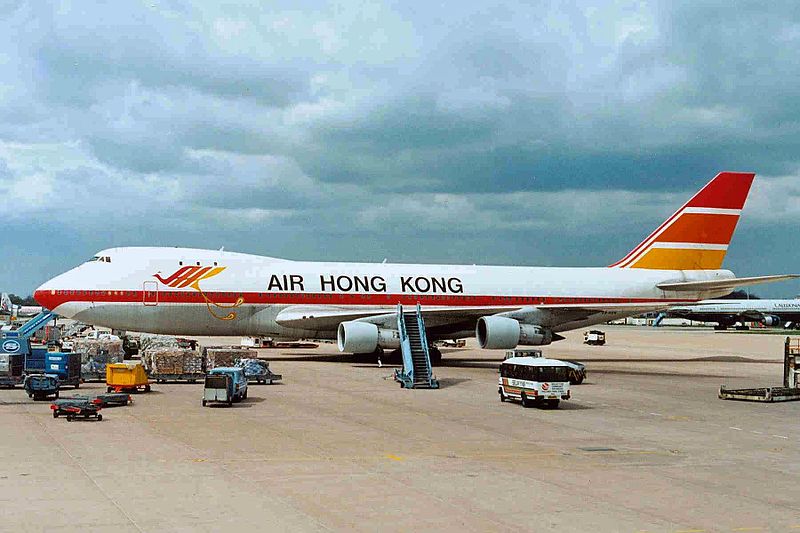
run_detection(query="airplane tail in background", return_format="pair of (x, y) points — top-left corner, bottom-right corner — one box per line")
(609, 171), (755, 270)
(1, 293), (12, 313)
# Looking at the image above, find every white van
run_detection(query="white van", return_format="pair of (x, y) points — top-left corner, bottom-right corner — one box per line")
(498, 356), (571, 408)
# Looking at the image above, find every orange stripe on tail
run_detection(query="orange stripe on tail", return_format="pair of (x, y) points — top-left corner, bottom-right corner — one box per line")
(610, 172), (754, 270)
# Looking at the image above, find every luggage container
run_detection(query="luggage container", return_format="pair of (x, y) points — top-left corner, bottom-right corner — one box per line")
(0, 353), (24, 387)
(24, 374), (60, 400)
(43, 352), (81, 388)
(24, 346), (49, 374)
(106, 362), (151, 393)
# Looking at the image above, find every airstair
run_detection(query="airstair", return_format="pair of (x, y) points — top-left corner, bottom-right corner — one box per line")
(652, 313), (666, 327)
(394, 303), (439, 389)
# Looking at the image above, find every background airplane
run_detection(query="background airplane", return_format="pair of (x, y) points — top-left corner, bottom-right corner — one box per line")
(660, 298), (800, 330)
(1, 293), (44, 319)
(32, 172), (797, 363)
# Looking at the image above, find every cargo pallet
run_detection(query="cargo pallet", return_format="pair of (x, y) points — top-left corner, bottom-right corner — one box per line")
(150, 373), (204, 384)
(719, 337), (800, 403)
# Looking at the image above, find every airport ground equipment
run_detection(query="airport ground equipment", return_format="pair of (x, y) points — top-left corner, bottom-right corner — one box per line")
(24, 374), (59, 400)
(202, 368), (248, 406)
(583, 330), (606, 346)
(106, 362), (151, 393)
(0, 311), (58, 372)
(498, 356), (571, 408)
(235, 358), (282, 384)
(51, 398), (103, 421)
(504, 349), (543, 360)
(61, 393), (132, 407)
(562, 360), (587, 385)
(40, 352), (81, 388)
(0, 353), (24, 387)
(718, 337), (800, 402)
(205, 367), (247, 404)
(394, 303), (439, 389)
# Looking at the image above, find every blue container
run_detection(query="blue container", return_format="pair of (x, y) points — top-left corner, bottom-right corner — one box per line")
(25, 347), (47, 373)
(44, 352), (81, 381)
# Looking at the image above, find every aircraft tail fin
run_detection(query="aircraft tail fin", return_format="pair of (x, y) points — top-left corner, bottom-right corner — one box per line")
(1, 293), (12, 313)
(609, 171), (755, 270)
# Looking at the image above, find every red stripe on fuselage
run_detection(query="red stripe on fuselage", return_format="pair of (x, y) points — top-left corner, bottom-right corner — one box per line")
(34, 290), (695, 311)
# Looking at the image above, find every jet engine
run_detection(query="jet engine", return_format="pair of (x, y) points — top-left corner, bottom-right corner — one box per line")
(761, 315), (781, 327)
(475, 316), (553, 349)
(337, 321), (401, 353)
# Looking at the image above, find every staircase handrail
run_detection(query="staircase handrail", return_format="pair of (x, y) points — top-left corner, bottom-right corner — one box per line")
(415, 302), (433, 381)
(396, 303), (414, 382)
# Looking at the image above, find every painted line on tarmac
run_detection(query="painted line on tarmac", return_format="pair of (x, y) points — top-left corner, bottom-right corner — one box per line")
(674, 529), (705, 532)
(385, 454), (404, 462)
(729, 427), (742, 431)
(772, 434), (789, 439)
(732, 527), (764, 531)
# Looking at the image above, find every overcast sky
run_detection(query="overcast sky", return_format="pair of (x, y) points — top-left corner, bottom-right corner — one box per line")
(1, 1), (799, 298)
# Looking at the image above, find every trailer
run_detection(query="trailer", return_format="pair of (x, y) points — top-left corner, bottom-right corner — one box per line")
(51, 398), (103, 421)
(719, 337), (800, 403)
(106, 362), (151, 393)
(150, 372), (204, 384)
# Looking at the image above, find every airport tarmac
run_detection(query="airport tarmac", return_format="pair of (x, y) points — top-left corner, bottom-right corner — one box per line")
(1, 325), (799, 532)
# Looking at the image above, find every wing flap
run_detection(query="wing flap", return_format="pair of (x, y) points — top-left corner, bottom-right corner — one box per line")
(275, 305), (521, 330)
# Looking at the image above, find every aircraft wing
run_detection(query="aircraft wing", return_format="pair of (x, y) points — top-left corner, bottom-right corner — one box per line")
(275, 301), (680, 333)
(657, 274), (799, 292)
(275, 305), (521, 331)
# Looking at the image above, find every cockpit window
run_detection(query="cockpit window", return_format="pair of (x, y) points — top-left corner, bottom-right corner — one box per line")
(87, 256), (111, 263)
(88, 256), (100, 262)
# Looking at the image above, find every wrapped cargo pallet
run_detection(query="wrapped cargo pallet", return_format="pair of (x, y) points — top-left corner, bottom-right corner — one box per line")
(204, 347), (257, 370)
(138, 334), (180, 354)
(145, 348), (204, 382)
(235, 358), (282, 384)
(72, 338), (125, 381)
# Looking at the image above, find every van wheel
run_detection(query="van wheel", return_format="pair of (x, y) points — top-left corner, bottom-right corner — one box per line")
(53, 411), (58, 418)
(144, 385), (151, 392)
(498, 388), (506, 402)
(243, 389), (248, 399)
(521, 393), (531, 408)
(97, 414), (103, 421)
(202, 400), (206, 407)
(228, 399), (233, 407)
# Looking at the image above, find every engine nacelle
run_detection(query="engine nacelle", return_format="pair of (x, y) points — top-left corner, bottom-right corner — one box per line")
(475, 316), (553, 349)
(762, 315), (781, 327)
(337, 321), (401, 353)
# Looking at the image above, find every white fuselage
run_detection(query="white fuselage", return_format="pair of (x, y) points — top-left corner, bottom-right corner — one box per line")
(34, 247), (736, 339)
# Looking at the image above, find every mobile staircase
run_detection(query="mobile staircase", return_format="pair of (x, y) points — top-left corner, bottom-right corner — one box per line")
(394, 303), (439, 389)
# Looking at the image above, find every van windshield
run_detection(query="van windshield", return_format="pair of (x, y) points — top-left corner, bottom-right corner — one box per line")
(501, 364), (568, 382)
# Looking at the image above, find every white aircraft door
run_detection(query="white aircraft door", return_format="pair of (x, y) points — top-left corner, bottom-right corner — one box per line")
(143, 281), (159, 306)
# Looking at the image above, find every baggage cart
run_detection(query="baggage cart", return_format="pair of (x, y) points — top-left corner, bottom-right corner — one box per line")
(150, 372), (204, 384)
(50, 398), (103, 421)
(106, 362), (150, 393)
(60, 393), (133, 407)
(24, 374), (60, 400)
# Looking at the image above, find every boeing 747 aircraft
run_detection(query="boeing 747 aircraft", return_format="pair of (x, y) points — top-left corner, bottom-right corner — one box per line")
(33, 172), (797, 363)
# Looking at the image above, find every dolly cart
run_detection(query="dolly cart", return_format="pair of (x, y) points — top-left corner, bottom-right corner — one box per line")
(106, 362), (151, 393)
(51, 397), (103, 421)
(24, 374), (59, 400)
